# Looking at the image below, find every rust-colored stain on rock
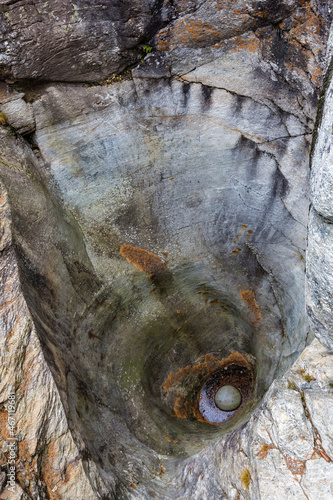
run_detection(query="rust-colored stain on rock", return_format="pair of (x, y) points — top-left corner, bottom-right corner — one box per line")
(163, 351), (254, 423)
(120, 244), (165, 274)
(284, 454), (306, 477)
(155, 2), (326, 90)
(239, 287), (262, 325)
(256, 443), (275, 460)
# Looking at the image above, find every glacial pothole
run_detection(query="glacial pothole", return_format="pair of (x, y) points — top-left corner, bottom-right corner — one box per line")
(0, 76), (311, 492)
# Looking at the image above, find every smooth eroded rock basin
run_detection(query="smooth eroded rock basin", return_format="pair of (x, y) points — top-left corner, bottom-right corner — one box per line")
(0, 71), (312, 495)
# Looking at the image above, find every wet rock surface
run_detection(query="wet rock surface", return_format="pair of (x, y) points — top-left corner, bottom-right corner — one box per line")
(0, 1), (332, 499)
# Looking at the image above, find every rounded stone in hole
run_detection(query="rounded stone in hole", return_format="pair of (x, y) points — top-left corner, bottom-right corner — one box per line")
(198, 362), (254, 424)
(215, 385), (242, 411)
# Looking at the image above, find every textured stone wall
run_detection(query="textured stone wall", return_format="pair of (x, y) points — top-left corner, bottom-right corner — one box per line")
(307, 54), (333, 353)
(0, 1), (332, 499)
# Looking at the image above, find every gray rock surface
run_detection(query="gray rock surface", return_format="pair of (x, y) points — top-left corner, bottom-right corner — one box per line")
(0, 181), (108, 499)
(7, 65), (311, 493)
(0, 0), (332, 499)
(307, 54), (333, 352)
(0, 0), (164, 82)
(1, 193), (333, 499)
(0, 93), (34, 134)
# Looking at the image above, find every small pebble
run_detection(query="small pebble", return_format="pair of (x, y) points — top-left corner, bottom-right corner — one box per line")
(215, 385), (242, 411)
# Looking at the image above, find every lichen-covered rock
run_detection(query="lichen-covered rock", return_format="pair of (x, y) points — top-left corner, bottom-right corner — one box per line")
(0, 0), (331, 83)
(0, 1), (332, 499)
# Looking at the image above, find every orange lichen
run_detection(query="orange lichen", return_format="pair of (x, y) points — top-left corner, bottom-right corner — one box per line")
(229, 32), (261, 55)
(120, 244), (165, 274)
(158, 19), (224, 49)
(155, 32), (170, 51)
(174, 396), (190, 419)
(154, 1), (326, 90)
(165, 436), (179, 444)
(284, 454), (305, 477)
(288, 4), (325, 87)
(163, 351), (251, 392)
(239, 287), (262, 325)
(173, 19), (223, 46)
(257, 443), (275, 460)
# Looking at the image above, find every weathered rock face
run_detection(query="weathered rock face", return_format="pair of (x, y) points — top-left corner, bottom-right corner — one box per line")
(0, 184), (109, 499)
(0, 0), (164, 82)
(0, 0), (330, 83)
(0, 0), (332, 499)
(26, 65), (315, 462)
(307, 55), (333, 353)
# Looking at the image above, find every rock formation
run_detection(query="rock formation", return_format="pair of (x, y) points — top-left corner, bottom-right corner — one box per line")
(0, 0), (333, 498)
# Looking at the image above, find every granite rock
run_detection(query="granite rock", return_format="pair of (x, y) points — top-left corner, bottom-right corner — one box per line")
(170, 339), (333, 500)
